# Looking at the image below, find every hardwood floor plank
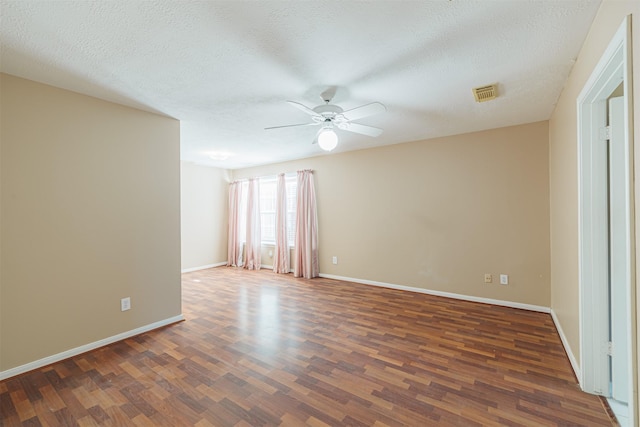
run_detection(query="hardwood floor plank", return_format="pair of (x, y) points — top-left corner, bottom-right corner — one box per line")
(10, 389), (36, 422)
(1, 267), (617, 426)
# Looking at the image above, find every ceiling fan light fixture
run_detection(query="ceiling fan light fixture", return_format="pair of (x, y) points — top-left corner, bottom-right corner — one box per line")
(317, 128), (338, 151)
(265, 95), (386, 149)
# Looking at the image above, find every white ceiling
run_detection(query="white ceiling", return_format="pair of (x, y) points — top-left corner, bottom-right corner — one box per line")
(0, 0), (601, 169)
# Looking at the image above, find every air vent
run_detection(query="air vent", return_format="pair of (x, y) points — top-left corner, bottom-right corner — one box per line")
(472, 84), (498, 103)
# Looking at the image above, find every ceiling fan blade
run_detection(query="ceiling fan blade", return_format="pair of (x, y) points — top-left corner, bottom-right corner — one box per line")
(341, 102), (387, 121)
(337, 122), (383, 137)
(264, 122), (319, 130)
(287, 100), (322, 118)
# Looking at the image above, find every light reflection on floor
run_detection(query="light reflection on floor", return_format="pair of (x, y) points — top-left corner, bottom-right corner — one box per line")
(257, 285), (280, 352)
(236, 282), (282, 356)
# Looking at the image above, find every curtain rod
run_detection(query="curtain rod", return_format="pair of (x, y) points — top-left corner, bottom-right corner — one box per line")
(232, 170), (311, 183)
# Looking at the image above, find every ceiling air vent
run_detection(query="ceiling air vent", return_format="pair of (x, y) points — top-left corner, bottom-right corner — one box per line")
(472, 84), (498, 103)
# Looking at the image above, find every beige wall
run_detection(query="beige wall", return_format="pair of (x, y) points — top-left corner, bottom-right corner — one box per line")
(234, 121), (550, 307)
(548, 0), (639, 415)
(180, 161), (229, 270)
(0, 74), (182, 372)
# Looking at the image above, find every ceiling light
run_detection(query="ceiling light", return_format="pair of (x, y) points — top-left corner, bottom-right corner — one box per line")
(209, 152), (232, 161)
(317, 128), (338, 151)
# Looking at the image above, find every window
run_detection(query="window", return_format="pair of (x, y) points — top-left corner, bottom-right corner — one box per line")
(259, 178), (277, 243)
(259, 175), (296, 246)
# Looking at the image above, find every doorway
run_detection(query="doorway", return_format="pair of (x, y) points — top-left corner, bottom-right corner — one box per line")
(577, 16), (636, 426)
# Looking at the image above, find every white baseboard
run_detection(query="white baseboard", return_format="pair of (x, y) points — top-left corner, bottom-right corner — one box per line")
(0, 314), (185, 381)
(181, 262), (226, 273)
(550, 308), (581, 380)
(318, 273), (551, 313)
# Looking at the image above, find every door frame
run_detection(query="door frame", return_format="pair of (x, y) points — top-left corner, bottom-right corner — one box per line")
(577, 15), (636, 424)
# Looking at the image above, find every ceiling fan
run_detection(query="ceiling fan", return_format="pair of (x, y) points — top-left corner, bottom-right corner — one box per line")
(265, 93), (387, 151)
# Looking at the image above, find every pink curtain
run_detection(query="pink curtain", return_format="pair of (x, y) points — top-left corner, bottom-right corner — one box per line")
(273, 173), (290, 273)
(294, 170), (319, 279)
(227, 181), (243, 267)
(243, 178), (261, 270)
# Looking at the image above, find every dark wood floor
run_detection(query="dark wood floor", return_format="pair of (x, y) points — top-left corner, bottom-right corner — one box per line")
(1, 267), (616, 426)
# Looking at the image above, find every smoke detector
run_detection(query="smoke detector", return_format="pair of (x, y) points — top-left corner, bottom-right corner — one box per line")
(472, 84), (498, 103)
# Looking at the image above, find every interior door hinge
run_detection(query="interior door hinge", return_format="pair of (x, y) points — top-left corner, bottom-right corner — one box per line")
(607, 341), (613, 356)
(600, 125), (611, 141)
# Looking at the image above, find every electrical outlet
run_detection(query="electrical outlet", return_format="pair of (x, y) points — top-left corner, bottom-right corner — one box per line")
(332, 256), (338, 265)
(484, 274), (492, 283)
(121, 297), (131, 311)
(500, 274), (509, 285)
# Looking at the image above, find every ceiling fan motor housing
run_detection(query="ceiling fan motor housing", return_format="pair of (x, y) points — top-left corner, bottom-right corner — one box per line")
(313, 104), (343, 118)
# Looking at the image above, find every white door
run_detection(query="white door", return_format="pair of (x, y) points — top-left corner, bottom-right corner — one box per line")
(608, 95), (629, 404)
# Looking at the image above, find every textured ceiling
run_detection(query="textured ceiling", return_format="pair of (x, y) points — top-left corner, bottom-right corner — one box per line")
(0, 0), (601, 169)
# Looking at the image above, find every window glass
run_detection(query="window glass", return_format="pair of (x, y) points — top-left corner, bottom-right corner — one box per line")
(259, 176), (297, 246)
(259, 178), (276, 243)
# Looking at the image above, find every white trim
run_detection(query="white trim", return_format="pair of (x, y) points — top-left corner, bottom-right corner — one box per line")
(577, 17), (637, 420)
(0, 315), (185, 381)
(318, 273), (550, 313)
(551, 309), (581, 381)
(607, 399), (630, 427)
(181, 262), (226, 273)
